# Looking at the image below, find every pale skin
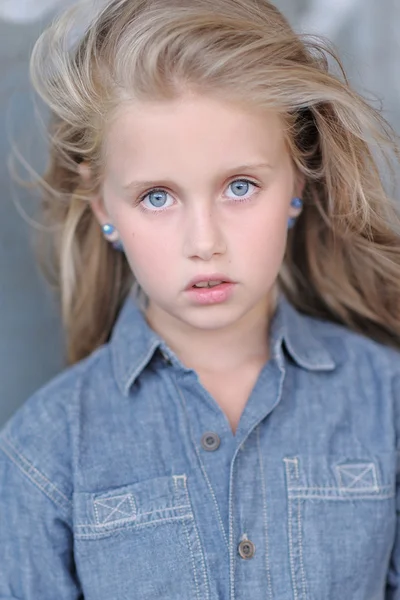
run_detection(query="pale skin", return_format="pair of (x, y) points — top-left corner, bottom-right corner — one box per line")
(84, 92), (304, 434)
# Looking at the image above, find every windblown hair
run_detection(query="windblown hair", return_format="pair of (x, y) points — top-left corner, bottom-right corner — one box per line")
(29, 0), (400, 364)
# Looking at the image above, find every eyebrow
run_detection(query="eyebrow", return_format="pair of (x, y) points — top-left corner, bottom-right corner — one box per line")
(121, 162), (273, 193)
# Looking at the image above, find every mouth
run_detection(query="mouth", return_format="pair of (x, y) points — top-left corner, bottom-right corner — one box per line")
(186, 274), (234, 291)
(192, 280), (226, 289)
(184, 275), (236, 305)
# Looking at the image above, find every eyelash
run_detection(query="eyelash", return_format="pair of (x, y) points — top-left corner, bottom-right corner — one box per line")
(135, 178), (261, 214)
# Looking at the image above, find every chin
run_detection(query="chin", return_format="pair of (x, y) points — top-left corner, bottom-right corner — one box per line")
(177, 306), (243, 331)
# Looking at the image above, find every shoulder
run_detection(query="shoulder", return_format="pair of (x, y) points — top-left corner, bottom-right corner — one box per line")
(305, 312), (400, 375)
(0, 343), (114, 505)
(303, 314), (400, 445)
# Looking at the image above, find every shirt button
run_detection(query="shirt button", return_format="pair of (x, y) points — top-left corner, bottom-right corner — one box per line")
(201, 432), (221, 451)
(238, 539), (256, 560)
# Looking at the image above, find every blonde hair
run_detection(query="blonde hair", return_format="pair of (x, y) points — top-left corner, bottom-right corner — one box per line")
(29, 0), (400, 364)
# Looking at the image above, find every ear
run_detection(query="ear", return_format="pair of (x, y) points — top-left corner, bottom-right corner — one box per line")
(78, 162), (110, 226)
(294, 171), (306, 199)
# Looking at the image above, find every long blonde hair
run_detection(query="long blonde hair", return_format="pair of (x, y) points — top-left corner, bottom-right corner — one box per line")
(28, 0), (400, 364)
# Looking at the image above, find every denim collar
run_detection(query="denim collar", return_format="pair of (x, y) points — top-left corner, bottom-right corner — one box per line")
(110, 287), (337, 397)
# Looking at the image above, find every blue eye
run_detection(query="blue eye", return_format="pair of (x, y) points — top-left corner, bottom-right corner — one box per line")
(140, 189), (173, 211)
(230, 180), (250, 196)
(226, 179), (259, 201)
(137, 178), (260, 213)
(138, 189), (171, 212)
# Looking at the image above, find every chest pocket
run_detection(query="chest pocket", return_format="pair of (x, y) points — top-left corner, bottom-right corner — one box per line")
(73, 474), (209, 600)
(283, 453), (396, 600)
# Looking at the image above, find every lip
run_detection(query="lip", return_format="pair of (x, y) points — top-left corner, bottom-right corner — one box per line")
(185, 273), (234, 291)
(185, 282), (236, 305)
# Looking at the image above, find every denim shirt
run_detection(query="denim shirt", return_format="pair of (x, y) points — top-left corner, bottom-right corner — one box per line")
(1, 289), (400, 600)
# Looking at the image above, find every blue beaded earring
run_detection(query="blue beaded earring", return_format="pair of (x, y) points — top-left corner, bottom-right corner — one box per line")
(101, 224), (124, 252)
(288, 197), (303, 229)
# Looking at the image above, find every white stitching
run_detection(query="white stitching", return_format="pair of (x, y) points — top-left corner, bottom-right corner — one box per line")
(286, 485), (391, 492)
(180, 475), (211, 600)
(336, 463), (379, 491)
(285, 460), (298, 600)
(76, 503), (192, 528)
(283, 457), (299, 480)
(0, 437), (71, 510)
(182, 518), (201, 600)
(137, 503), (191, 515)
(75, 514), (194, 538)
(229, 456), (235, 600)
(257, 426), (273, 600)
(94, 494), (136, 524)
(173, 381), (229, 549)
(287, 492), (394, 501)
(297, 496), (307, 599)
(288, 502), (298, 600)
(228, 359), (286, 600)
(175, 472), (201, 600)
(173, 474), (187, 486)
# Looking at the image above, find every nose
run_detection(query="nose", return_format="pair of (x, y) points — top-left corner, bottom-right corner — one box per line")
(183, 202), (226, 261)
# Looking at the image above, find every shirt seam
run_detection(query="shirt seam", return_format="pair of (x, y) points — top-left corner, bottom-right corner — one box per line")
(0, 435), (71, 514)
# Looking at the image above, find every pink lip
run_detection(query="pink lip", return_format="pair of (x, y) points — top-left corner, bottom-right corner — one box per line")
(185, 273), (233, 291)
(184, 275), (236, 305)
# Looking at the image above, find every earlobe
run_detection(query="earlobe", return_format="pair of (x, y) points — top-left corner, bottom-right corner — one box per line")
(77, 162), (110, 225)
(77, 162), (121, 251)
(288, 174), (305, 220)
(89, 194), (109, 226)
(288, 197), (303, 229)
(292, 171), (305, 200)
(290, 197), (303, 215)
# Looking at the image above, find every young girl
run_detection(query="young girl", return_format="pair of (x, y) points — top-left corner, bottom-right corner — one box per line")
(1, 0), (400, 598)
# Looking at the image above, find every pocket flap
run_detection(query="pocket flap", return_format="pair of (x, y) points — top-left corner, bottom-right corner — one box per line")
(74, 474), (193, 536)
(284, 453), (395, 500)
(335, 462), (378, 492)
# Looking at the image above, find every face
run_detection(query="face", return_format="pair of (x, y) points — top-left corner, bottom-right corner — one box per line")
(90, 93), (303, 334)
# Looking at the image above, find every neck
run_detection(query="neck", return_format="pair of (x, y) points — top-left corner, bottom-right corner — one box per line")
(145, 288), (278, 374)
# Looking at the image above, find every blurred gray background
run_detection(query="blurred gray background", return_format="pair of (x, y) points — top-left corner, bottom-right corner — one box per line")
(0, 0), (399, 426)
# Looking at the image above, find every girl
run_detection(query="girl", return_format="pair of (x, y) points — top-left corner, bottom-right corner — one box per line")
(1, 0), (400, 598)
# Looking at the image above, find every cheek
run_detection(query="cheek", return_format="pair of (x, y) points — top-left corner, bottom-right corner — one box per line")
(119, 221), (176, 280)
(236, 204), (288, 262)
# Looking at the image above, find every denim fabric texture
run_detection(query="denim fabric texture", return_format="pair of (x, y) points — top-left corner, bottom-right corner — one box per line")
(1, 289), (400, 599)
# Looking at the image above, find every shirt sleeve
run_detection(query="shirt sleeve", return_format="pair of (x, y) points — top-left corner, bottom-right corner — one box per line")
(0, 435), (82, 599)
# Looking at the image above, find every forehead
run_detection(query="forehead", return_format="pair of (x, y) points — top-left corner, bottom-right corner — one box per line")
(103, 94), (288, 178)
